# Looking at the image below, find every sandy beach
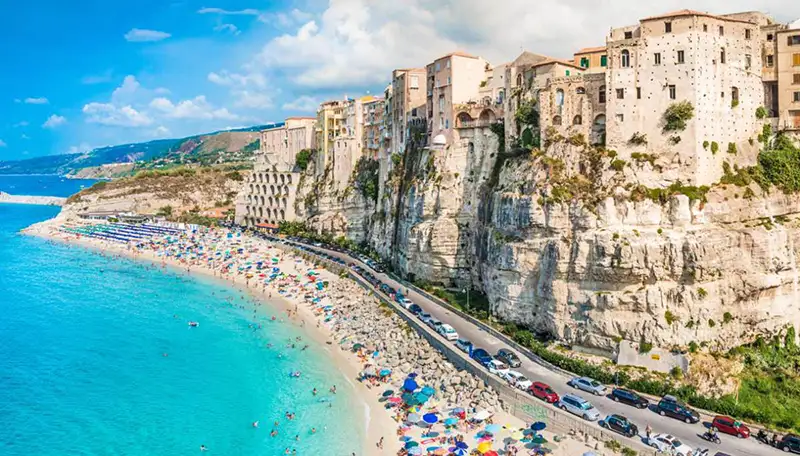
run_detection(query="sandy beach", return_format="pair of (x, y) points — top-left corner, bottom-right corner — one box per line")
(25, 219), (593, 456)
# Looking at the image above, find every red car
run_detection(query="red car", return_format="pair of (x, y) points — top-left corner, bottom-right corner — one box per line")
(712, 415), (750, 439)
(528, 382), (559, 403)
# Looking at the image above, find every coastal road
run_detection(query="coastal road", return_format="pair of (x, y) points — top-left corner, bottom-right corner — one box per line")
(273, 237), (781, 456)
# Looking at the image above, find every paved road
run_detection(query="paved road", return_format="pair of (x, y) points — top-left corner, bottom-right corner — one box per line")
(279, 237), (781, 456)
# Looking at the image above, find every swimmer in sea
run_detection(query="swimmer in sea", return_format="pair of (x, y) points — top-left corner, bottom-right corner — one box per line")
(200, 444), (208, 451)
(312, 388), (318, 396)
(252, 421), (259, 428)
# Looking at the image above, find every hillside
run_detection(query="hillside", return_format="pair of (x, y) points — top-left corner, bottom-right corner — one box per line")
(0, 124), (270, 177)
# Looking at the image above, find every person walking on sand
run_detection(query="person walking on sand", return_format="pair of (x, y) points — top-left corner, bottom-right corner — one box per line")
(377, 437), (384, 449)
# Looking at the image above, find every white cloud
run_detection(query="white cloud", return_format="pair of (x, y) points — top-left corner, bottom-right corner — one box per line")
(198, 7), (260, 16)
(124, 28), (171, 42)
(67, 143), (93, 154)
(13, 121), (29, 128)
(208, 70), (273, 109)
(149, 96), (239, 120)
(82, 70), (114, 84)
(254, 0), (800, 89)
(214, 23), (241, 35)
(21, 134), (30, 140)
(43, 115), (67, 128)
(0, 139), (6, 147)
(151, 126), (171, 137)
(24, 97), (49, 105)
(82, 103), (153, 127)
(282, 96), (320, 112)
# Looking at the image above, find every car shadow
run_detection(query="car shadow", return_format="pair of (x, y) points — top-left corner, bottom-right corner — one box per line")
(701, 421), (713, 429)
(646, 404), (660, 414)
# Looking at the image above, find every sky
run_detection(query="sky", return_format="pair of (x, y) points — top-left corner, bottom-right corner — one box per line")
(1, 0), (799, 161)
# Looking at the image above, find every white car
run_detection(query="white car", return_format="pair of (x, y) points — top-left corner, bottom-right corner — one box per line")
(455, 339), (473, 353)
(426, 317), (441, 330)
(502, 370), (532, 390)
(399, 298), (414, 309)
(437, 324), (459, 341)
(647, 433), (694, 456)
(487, 359), (510, 377)
(418, 312), (432, 323)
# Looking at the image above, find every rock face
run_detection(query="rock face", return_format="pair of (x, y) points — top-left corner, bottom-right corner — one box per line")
(300, 127), (800, 352)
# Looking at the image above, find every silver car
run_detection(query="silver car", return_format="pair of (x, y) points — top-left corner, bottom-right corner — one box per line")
(568, 376), (607, 396)
(557, 394), (601, 421)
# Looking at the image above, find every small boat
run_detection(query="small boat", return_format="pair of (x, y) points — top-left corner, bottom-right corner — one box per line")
(188, 321), (199, 327)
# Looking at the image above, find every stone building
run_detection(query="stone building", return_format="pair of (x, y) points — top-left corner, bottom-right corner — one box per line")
(390, 69), (427, 156)
(763, 18), (800, 130)
(362, 97), (385, 160)
(329, 96), (375, 190)
(315, 99), (347, 176)
(234, 118), (315, 227)
(573, 46), (608, 73)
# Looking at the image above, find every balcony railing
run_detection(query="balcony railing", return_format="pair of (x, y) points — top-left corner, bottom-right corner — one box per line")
(455, 119), (494, 129)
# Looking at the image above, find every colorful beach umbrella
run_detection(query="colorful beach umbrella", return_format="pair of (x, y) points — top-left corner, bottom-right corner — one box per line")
(485, 424), (502, 434)
(404, 441), (419, 449)
(455, 441), (468, 450)
(422, 413), (439, 425)
(387, 397), (402, 404)
(408, 447), (422, 455)
(382, 389), (394, 397)
(443, 417), (458, 426)
(421, 385), (436, 396)
(450, 449), (467, 456)
(403, 378), (419, 392)
(531, 421), (547, 431)
(509, 430), (525, 441)
(477, 441), (493, 454)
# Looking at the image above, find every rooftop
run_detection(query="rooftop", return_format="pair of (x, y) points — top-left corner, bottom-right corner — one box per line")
(641, 9), (757, 24)
(574, 46), (607, 55)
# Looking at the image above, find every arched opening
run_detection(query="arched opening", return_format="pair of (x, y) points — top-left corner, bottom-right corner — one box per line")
(478, 109), (496, 124)
(552, 115), (562, 126)
(268, 196), (274, 206)
(599, 85), (606, 104)
(573, 115), (583, 125)
(283, 198), (288, 208)
(258, 173), (263, 183)
(468, 142), (475, 156)
(279, 209), (285, 220)
(270, 185), (276, 194)
(498, 89), (505, 104)
(283, 185), (289, 194)
(521, 127), (534, 148)
(287, 175), (292, 184)
(273, 174), (278, 183)
(576, 87), (586, 95)
(258, 207), (263, 217)
(621, 50), (630, 68)
(516, 73), (523, 87)
(249, 184), (254, 193)
(720, 48), (726, 64)
(260, 195), (265, 205)
(280, 175), (285, 184)
(555, 89), (564, 114)
(264, 174), (269, 183)
(456, 112), (474, 128)
(591, 114), (606, 146)
(731, 86), (739, 104)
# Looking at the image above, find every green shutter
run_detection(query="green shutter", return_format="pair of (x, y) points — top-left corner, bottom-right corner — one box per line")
(566, 70), (570, 76)
(600, 55), (608, 67)
(581, 57), (589, 68)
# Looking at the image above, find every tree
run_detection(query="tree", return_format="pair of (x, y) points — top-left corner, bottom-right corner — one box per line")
(295, 149), (314, 171)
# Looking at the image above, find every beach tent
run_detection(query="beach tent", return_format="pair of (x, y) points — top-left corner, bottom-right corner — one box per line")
(403, 378), (419, 392)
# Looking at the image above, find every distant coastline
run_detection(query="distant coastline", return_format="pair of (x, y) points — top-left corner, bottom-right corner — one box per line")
(0, 192), (66, 206)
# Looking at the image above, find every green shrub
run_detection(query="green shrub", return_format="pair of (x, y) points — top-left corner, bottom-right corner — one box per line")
(689, 341), (699, 353)
(639, 341), (653, 353)
(727, 143), (738, 154)
(295, 149), (314, 171)
(657, 228), (663, 235)
(703, 140), (709, 150)
(669, 135), (682, 145)
(709, 319), (717, 328)
(756, 106), (768, 119)
(665, 310), (679, 325)
(670, 366), (684, 379)
(723, 312), (734, 324)
(698, 287), (708, 299)
(610, 159), (627, 171)
(711, 141), (719, 154)
(604, 440), (621, 451)
(628, 132), (648, 146)
(663, 101), (695, 132)
(731, 99), (740, 109)
(621, 448), (638, 456)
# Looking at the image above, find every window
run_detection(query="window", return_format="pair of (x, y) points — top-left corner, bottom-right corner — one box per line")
(703, 24), (708, 32)
(720, 48), (726, 64)
(445, 119), (449, 129)
(794, 74), (800, 85)
(745, 29), (751, 40)
(517, 73), (523, 86)
(411, 108), (418, 117)
(789, 35), (800, 46)
(669, 85), (676, 100)
(654, 52), (661, 65)
(621, 50), (630, 68)
(600, 55), (608, 67)
(767, 55), (775, 67)
(794, 92), (800, 102)
(794, 53), (800, 66)
(616, 113), (624, 122)
(410, 75), (419, 89)
(745, 54), (752, 70)
(573, 115), (582, 125)
(637, 87), (641, 99)
(616, 88), (625, 99)
(552, 115), (562, 125)
(665, 22), (672, 33)
(732, 87), (739, 104)
(446, 60), (451, 68)
(767, 33), (774, 41)
(599, 85), (606, 103)
(438, 95), (445, 112)
(625, 31), (633, 39)
(677, 50), (684, 64)
(576, 87), (586, 94)
(435, 62), (440, 72)
(719, 26), (724, 36)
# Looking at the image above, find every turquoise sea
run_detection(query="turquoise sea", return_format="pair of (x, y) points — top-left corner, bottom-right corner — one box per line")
(0, 176), (363, 455)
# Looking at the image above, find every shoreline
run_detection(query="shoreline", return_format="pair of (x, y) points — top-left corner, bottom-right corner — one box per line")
(24, 220), (400, 456)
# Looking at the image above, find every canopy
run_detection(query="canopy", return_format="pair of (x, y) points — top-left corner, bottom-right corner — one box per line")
(403, 378), (419, 392)
(387, 397), (402, 404)
(408, 447), (422, 455)
(379, 368), (392, 377)
(509, 430), (524, 441)
(472, 410), (493, 422)
(422, 413), (439, 425)
(531, 421), (547, 431)
(484, 452), (499, 456)
(382, 389), (394, 397)
(485, 424), (502, 434)
(477, 441), (493, 454)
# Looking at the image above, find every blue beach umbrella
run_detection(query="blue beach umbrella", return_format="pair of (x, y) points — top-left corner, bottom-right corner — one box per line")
(408, 447), (422, 455)
(485, 423), (502, 434)
(455, 441), (469, 450)
(531, 421), (547, 431)
(404, 441), (419, 449)
(422, 413), (439, 425)
(450, 449), (467, 456)
(421, 386), (436, 397)
(444, 417), (458, 426)
(403, 378), (419, 392)
(379, 368), (392, 377)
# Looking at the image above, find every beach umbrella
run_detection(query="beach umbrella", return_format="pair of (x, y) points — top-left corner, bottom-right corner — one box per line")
(509, 430), (525, 441)
(408, 447), (422, 455)
(443, 417), (458, 426)
(404, 441), (419, 449)
(582, 453), (598, 456)
(531, 421), (547, 431)
(451, 449), (467, 456)
(484, 451), (499, 456)
(382, 389), (395, 397)
(408, 372), (418, 378)
(477, 441), (493, 454)
(455, 441), (468, 450)
(414, 392), (430, 403)
(403, 378), (419, 392)
(422, 413), (439, 425)
(421, 386), (436, 397)
(387, 397), (402, 404)
(407, 413), (421, 423)
(401, 392), (414, 403)
(485, 424), (502, 434)
(379, 368), (392, 377)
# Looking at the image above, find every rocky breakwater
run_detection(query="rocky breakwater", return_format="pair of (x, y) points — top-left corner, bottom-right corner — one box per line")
(0, 191), (66, 206)
(325, 279), (506, 413)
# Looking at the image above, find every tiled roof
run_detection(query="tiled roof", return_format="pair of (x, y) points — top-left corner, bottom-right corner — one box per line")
(574, 46), (607, 55)
(641, 9), (756, 24)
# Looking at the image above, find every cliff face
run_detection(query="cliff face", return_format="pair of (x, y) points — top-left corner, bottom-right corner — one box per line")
(299, 126), (800, 351)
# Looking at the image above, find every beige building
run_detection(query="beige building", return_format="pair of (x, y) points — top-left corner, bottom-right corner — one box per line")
(234, 118), (315, 227)
(315, 100), (347, 175)
(362, 97), (385, 160)
(426, 52), (488, 147)
(390, 69), (427, 155)
(573, 46), (608, 73)
(767, 20), (800, 130)
(330, 96), (376, 189)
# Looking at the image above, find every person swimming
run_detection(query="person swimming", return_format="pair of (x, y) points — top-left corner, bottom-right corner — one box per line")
(252, 421), (259, 428)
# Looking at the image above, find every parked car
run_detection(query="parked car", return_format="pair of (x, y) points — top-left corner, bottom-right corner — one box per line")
(647, 433), (694, 456)
(408, 304), (422, 315)
(610, 388), (649, 409)
(417, 312), (432, 323)
(426, 317), (442, 331)
(399, 298), (414, 310)
(778, 434), (800, 453)
(455, 339), (473, 354)
(379, 284), (390, 294)
(656, 395), (700, 424)
(487, 359), (510, 377)
(599, 414), (639, 438)
(437, 324), (459, 341)
(568, 377), (606, 396)
(502, 371), (532, 390)
(528, 382), (559, 403)
(557, 394), (600, 421)
(495, 349), (521, 368)
(711, 415), (750, 439)
(470, 348), (493, 367)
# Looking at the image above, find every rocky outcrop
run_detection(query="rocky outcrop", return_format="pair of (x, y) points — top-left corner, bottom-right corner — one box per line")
(0, 192), (66, 206)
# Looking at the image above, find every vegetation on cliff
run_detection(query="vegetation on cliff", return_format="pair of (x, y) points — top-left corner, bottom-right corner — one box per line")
(295, 149), (314, 171)
(352, 157), (380, 202)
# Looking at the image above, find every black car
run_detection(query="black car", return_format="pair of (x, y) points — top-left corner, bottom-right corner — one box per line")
(779, 435), (800, 454)
(610, 388), (649, 409)
(656, 395), (700, 423)
(495, 349), (521, 368)
(600, 414), (638, 438)
(408, 304), (423, 315)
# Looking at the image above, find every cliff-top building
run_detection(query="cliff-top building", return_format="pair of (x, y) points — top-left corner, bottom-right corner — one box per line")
(234, 118), (316, 227)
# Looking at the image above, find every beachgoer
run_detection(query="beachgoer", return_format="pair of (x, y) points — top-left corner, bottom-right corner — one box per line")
(311, 428), (316, 434)
(312, 388), (318, 396)
(200, 445), (208, 451)
(252, 421), (259, 428)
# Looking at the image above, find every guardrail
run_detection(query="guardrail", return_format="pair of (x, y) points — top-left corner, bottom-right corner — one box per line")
(273, 241), (656, 455)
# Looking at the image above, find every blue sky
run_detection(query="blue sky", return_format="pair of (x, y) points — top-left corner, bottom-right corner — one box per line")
(2, 0), (798, 161)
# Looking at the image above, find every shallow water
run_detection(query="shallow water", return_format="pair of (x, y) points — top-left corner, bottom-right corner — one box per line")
(0, 185), (363, 455)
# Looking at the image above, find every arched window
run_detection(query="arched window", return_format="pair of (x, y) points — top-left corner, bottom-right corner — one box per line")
(573, 115), (583, 125)
(279, 209), (285, 220)
(731, 86), (739, 103)
(556, 89), (564, 106)
(621, 50), (630, 68)
(576, 87), (586, 95)
(720, 48), (726, 64)
(552, 115), (562, 126)
(287, 175), (292, 184)
(280, 175), (285, 184)
(270, 185), (276, 194)
(468, 142), (475, 155)
(599, 85), (606, 104)
(516, 73), (523, 87)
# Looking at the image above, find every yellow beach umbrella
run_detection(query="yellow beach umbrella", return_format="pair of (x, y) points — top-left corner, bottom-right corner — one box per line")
(477, 441), (492, 453)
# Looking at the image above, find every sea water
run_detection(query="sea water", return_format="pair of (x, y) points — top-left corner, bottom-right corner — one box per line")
(0, 178), (363, 455)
